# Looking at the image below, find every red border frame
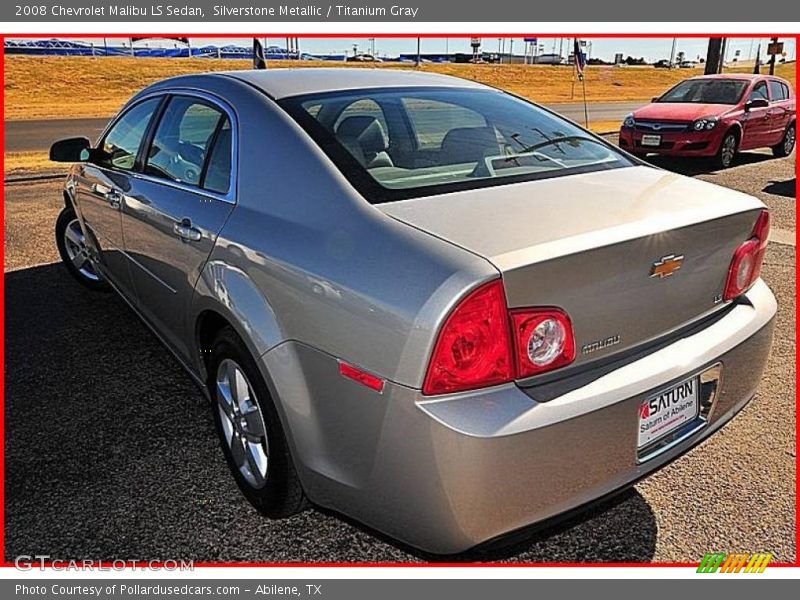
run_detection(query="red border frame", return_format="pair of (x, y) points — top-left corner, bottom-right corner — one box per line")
(0, 32), (797, 570)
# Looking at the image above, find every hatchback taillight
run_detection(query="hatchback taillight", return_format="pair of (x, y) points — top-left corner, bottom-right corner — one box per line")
(723, 210), (770, 301)
(422, 279), (575, 396)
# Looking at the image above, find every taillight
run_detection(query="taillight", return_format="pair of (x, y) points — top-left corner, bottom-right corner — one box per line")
(422, 279), (576, 395)
(422, 279), (514, 395)
(723, 209), (770, 301)
(510, 309), (576, 378)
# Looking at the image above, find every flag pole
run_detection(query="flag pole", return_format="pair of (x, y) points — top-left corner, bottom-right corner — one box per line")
(582, 75), (589, 128)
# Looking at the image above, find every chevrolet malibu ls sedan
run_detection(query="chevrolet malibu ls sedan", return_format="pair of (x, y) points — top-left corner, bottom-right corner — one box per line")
(50, 69), (776, 554)
(619, 73), (795, 168)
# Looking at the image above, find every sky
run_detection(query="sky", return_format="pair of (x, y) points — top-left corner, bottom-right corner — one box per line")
(16, 37), (797, 63)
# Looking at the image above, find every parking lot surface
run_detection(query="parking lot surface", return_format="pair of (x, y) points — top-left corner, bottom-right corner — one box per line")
(3, 150), (796, 563)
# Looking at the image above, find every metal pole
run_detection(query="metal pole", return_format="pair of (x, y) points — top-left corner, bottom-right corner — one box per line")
(509, 38), (514, 61)
(582, 76), (589, 128)
(669, 37), (677, 67)
(129, 38), (135, 57)
(416, 37), (421, 67)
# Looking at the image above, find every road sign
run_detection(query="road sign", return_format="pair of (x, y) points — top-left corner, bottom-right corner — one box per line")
(524, 37), (537, 43)
(767, 41), (784, 55)
(470, 37), (481, 48)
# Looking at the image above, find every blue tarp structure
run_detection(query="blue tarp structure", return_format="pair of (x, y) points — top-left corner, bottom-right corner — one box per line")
(3, 39), (346, 61)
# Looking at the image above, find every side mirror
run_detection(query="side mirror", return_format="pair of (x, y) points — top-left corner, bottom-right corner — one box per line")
(745, 98), (769, 111)
(651, 96), (660, 102)
(49, 137), (91, 162)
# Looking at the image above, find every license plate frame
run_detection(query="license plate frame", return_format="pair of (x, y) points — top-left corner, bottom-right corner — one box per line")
(637, 375), (700, 451)
(640, 134), (662, 147)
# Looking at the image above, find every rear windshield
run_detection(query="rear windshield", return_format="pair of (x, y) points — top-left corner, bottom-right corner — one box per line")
(656, 79), (748, 105)
(279, 87), (633, 203)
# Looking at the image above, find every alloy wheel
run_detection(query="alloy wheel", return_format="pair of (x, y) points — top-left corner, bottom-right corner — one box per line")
(216, 358), (269, 489)
(63, 219), (101, 282)
(785, 127), (796, 155)
(720, 134), (736, 167)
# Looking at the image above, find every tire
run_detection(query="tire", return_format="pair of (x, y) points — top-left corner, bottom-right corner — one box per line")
(55, 206), (109, 291)
(772, 123), (796, 158)
(209, 326), (308, 518)
(712, 131), (738, 169)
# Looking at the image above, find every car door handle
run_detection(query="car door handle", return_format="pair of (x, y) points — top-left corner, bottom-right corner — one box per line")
(104, 189), (122, 209)
(173, 219), (202, 243)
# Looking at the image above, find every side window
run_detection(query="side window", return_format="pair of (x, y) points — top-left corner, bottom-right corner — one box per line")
(750, 81), (769, 102)
(145, 97), (226, 187)
(401, 98), (487, 150)
(768, 80), (786, 101)
(202, 119), (232, 195)
(781, 83), (790, 100)
(99, 98), (161, 171)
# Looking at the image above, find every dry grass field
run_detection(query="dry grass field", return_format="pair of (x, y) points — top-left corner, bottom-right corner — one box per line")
(5, 55), (796, 121)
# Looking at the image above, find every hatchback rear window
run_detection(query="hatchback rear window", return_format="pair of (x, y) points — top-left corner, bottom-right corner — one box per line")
(279, 87), (633, 203)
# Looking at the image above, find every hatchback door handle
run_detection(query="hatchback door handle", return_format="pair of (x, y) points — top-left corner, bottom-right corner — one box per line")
(174, 219), (202, 243)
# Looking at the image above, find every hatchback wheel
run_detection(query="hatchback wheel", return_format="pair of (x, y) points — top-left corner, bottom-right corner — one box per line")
(55, 206), (108, 291)
(772, 123), (796, 158)
(713, 131), (738, 169)
(209, 327), (307, 517)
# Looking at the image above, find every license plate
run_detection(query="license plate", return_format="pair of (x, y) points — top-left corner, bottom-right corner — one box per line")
(641, 134), (662, 147)
(638, 376), (699, 449)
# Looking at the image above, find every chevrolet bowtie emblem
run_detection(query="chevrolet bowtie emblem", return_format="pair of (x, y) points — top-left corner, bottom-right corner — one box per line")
(650, 254), (684, 279)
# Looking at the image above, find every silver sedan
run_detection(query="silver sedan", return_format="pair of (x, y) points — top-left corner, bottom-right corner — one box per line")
(50, 68), (777, 554)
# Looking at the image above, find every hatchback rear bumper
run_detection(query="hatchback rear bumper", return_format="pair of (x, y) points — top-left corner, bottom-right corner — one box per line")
(265, 280), (776, 554)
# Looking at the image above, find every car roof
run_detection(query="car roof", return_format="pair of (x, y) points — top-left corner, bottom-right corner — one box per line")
(220, 67), (490, 99)
(689, 73), (779, 81)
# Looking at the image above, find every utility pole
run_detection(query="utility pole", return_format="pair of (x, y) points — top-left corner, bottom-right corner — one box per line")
(416, 37), (421, 67)
(509, 38), (514, 61)
(704, 37), (723, 75)
(669, 37), (677, 67)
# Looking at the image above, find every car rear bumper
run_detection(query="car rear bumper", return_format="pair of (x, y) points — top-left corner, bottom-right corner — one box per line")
(264, 280), (776, 554)
(619, 126), (724, 156)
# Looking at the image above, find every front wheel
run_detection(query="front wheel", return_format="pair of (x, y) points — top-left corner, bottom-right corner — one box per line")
(772, 123), (796, 158)
(209, 327), (308, 518)
(712, 131), (738, 169)
(55, 206), (108, 291)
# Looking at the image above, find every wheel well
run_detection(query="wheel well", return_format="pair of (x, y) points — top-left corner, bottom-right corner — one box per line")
(196, 310), (233, 378)
(63, 191), (73, 208)
(726, 125), (742, 144)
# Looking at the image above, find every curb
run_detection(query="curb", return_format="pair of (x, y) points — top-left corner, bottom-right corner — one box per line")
(4, 173), (65, 184)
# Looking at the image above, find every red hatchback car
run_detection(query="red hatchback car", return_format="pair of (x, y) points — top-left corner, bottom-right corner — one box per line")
(619, 74), (796, 168)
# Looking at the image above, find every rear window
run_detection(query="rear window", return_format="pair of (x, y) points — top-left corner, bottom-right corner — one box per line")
(279, 87), (632, 203)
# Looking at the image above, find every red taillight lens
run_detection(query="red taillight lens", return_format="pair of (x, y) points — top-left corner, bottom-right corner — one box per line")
(422, 279), (514, 395)
(510, 309), (576, 378)
(723, 210), (770, 301)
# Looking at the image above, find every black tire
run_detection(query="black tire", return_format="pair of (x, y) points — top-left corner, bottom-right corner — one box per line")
(55, 206), (109, 291)
(712, 130), (738, 169)
(209, 326), (308, 518)
(772, 123), (796, 158)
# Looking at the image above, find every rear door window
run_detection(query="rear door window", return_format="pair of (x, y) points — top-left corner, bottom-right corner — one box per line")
(144, 97), (226, 187)
(768, 80), (787, 101)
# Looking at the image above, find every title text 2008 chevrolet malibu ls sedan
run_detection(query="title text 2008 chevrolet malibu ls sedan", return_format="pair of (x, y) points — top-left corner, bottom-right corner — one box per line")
(50, 69), (776, 554)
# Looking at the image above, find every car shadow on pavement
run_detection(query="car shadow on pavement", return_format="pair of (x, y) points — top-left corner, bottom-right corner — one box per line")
(762, 178), (796, 199)
(4, 263), (657, 564)
(645, 151), (777, 177)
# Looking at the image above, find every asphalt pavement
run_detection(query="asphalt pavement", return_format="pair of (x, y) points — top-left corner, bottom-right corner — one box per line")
(3, 102), (643, 154)
(3, 149), (795, 563)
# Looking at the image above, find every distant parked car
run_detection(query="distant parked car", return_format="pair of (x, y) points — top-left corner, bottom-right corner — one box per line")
(347, 53), (382, 62)
(620, 74), (796, 168)
(653, 59), (672, 69)
(679, 61), (698, 68)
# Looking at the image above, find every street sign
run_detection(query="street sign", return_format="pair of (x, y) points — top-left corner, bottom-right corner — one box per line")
(470, 37), (481, 48)
(767, 41), (784, 55)
(524, 37), (537, 43)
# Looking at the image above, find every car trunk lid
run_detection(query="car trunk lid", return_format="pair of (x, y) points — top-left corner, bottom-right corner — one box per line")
(379, 166), (764, 376)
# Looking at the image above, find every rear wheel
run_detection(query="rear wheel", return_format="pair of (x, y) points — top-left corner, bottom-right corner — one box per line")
(55, 206), (108, 291)
(772, 123), (796, 157)
(209, 327), (308, 517)
(712, 131), (738, 169)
